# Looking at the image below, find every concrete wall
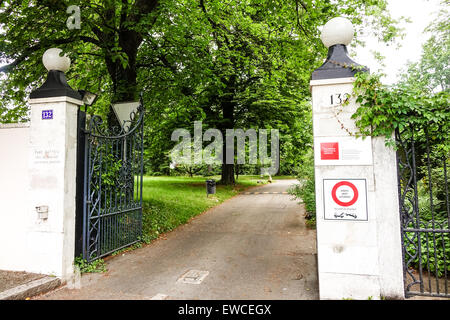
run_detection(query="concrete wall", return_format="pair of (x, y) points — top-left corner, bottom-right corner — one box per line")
(311, 77), (404, 300)
(0, 96), (81, 281)
(26, 97), (80, 280)
(0, 123), (31, 271)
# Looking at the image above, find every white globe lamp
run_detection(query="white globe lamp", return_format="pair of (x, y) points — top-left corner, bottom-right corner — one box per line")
(42, 48), (71, 72)
(320, 17), (354, 48)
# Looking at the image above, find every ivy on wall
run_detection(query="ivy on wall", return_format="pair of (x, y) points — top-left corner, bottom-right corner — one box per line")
(350, 72), (449, 149)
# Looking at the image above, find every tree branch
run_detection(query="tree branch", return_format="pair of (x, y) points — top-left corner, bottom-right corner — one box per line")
(295, 0), (310, 38)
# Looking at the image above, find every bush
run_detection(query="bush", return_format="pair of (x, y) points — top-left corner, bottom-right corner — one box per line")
(74, 256), (107, 274)
(404, 179), (450, 278)
(405, 227), (450, 278)
(288, 150), (316, 227)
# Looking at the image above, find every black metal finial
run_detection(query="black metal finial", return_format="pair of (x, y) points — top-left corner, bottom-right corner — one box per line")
(312, 44), (369, 80)
(30, 70), (82, 100)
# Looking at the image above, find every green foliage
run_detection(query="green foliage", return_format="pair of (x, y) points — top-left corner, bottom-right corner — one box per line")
(404, 177), (450, 278)
(288, 150), (316, 228)
(142, 202), (175, 241)
(351, 2), (449, 145)
(399, 3), (449, 93)
(350, 5), (449, 279)
(351, 8), (449, 279)
(74, 256), (107, 274)
(405, 229), (450, 278)
(351, 72), (449, 146)
(419, 164), (448, 220)
(0, 105), (29, 123)
(0, 0), (403, 183)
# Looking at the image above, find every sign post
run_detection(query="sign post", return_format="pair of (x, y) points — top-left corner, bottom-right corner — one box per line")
(310, 18), (404, 299)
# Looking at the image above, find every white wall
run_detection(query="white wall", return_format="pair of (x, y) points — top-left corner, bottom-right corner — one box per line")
(0, 123), (31, 271)
(0, 96), (81, 282)
(26, 97), (80, 280)
(311, 78), (404, 300)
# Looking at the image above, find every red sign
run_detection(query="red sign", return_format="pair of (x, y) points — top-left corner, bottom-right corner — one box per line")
(320, 142), (339, 160)
(331, 181), (359, 207)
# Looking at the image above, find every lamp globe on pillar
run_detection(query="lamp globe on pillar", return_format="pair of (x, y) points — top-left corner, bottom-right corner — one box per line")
(312, 17), (368, 80)
(30, 48), (82, 100)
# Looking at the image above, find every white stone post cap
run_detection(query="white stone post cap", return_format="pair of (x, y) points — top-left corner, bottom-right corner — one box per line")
(42, 48), (71, 72)
(320, 17), (354, 48)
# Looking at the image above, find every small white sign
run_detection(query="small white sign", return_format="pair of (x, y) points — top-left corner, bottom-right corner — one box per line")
(32, 148), (62, 165)
(112, 101), (140, 132)
(314, 136), (373, 166)
(323, 179), (368, 221)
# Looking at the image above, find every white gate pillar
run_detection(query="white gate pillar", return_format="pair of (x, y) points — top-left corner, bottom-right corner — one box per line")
(26, 48), (83, 281)
(310, 18), (404, 299)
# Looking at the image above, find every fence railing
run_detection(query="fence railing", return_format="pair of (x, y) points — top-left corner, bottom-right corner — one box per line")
(396, 123), (449, 298)
(77, 101), (145, 262)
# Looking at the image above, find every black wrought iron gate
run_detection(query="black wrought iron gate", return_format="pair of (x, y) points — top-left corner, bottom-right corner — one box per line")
(75, 100), (145, 262)
(396, 124), (449, 298)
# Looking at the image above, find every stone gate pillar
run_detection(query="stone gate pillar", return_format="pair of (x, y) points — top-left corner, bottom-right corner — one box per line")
(27, 48), (83, 281)
(310, 18), (404, 299)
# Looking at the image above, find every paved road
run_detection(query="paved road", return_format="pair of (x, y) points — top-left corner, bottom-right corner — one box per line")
(36, 179), (318, 300)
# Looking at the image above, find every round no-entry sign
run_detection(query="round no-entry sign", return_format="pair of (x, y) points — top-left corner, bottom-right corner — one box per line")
(323, 179), (368, 221)
(331, 181), (359, 207)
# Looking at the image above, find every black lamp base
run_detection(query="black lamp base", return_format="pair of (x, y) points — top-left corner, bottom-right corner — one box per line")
(30, 70), (82, 100)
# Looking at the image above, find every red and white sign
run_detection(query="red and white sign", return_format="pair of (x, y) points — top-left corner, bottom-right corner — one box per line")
(315, 137), (373, 166)
(320, 142), (339, 160)
(323, 179), (368, 221)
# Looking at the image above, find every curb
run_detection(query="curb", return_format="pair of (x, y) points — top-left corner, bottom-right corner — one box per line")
(0, 276), (61, 300)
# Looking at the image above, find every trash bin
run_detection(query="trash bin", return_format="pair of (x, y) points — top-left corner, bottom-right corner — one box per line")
(206, 179), (216, 196)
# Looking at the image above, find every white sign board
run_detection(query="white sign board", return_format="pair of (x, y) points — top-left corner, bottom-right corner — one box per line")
(323, 179), (368, 221)
(112, 101), (140, 132)
(314, 136), (373, 166)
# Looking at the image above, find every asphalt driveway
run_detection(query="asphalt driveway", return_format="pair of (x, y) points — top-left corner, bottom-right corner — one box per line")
(35, 179), (318, 300)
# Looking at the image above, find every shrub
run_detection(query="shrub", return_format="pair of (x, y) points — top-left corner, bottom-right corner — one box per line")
(74, 256), (107, 274)
(404, 179), (450, 278)
(288, 150), (316, 227)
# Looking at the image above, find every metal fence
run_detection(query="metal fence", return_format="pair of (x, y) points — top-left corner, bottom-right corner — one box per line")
(396, 124), (449, 298)
(77, 100), (145, 262)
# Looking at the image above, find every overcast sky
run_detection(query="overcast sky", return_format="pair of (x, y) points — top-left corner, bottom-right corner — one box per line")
(353, 0), (443, 84)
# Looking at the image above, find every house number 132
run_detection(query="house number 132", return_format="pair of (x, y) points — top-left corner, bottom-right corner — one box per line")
(330, 93), (350, 105)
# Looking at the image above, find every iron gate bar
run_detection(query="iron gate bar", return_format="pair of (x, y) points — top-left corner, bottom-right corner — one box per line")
(396, 124), (450, 298)
(80, 97), (145, 262)
(424, 129), (440, 293)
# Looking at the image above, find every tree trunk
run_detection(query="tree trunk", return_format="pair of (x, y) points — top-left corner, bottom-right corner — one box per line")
(105, 47), (140, 129)
(221, 163), (235, 185)
(219, 85), (235, 185)
(106, 63), (139, 129)
(102, 1), (151, 128)
(220, 128), (235, 184)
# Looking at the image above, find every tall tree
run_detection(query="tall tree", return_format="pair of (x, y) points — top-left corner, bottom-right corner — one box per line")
(399, 1), (449, 93)
(0, 0), (401, 183)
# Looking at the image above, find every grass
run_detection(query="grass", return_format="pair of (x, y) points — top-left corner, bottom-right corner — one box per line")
(271, 175), (296, 180)
(75, 174), (271, 272)
(141, 175), (264, 242)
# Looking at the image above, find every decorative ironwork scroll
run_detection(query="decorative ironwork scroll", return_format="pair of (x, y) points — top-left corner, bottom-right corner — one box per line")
(81, 97), (145, 262)
(396, 125), (449, 298)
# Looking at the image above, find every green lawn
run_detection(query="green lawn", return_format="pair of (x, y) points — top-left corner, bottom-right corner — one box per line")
(141, 175), (263, 241)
